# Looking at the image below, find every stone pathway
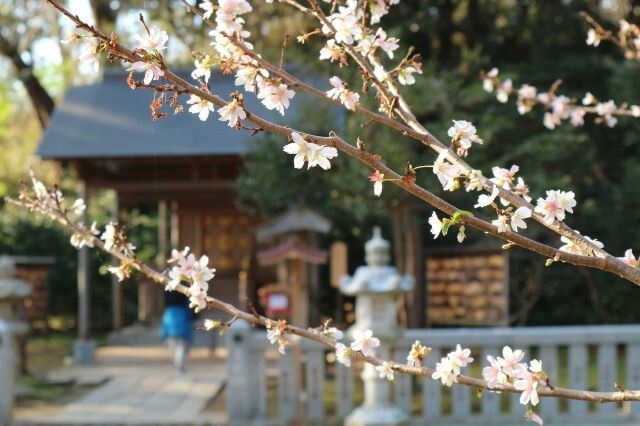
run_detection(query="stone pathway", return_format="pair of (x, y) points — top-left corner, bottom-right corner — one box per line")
(15, 346), (228, 426)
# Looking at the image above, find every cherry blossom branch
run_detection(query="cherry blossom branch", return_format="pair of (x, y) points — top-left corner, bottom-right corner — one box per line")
(7, 187), (640, 405)
(179, 0), (435, 147)
(582, 11), (640, 61)
(43, 0), (640, 287)
(481, 68), (640, 129)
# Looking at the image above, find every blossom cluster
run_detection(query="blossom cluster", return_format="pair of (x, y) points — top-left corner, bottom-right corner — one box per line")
(482, 68), (640, 129)
(534, 190), (576, 224)
(326, 76), (360, 110)
(431, 344), (473, 387)
(482, 346), (545, 425)
(198, 0), (296, 118)
(165, 246), (216, 312)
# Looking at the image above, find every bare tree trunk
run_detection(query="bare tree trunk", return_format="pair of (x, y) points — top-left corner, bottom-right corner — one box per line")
(0, 34), (54, 129)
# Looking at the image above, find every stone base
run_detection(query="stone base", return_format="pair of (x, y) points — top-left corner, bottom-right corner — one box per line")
(344, 405), (410, 426)
(73, 339), (95, 365)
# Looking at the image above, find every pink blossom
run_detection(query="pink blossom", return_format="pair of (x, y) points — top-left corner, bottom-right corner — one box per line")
(326, 76), (345, 99)
(373, 29), (399, 58)
(534, 190), (576, 224)
(257, 83), (295, 115)
(525, 410), (544, 425)
(482, 355), (504, 388)
(218, 0), (252, 17)
(497, 346), (525, 375)
(340, 90), (360, 110)
(449, 344), (474, 374)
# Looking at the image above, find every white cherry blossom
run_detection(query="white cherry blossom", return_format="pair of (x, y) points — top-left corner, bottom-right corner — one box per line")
(187, 95), (215, 121)
(130, 61), (164, 85)
(492, 214), (509, 233)
(619, 249), (639, 267)
(136, 26), (168, 52)
(350, 329), (380, 357)
(510, 207), (532, 232)
(283, 132), (338, 170)
(101, 222), (117, 250)
(79, 38), (100, 72)
(335, 343), (352, 367)
(428, 212), (443, 239)
(218, 100), (246, 127)
(376, 362), (395, 381)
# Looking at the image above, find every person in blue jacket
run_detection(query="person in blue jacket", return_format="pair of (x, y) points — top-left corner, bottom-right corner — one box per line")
(161, 291), (193, 374)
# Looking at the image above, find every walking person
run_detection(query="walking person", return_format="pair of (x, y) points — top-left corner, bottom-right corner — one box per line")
(161, 291), (193, 374)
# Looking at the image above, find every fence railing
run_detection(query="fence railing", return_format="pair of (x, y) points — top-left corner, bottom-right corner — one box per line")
(226, 324), (640, 425)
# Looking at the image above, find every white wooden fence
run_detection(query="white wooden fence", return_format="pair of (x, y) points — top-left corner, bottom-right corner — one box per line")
(226, 324), (640, 425)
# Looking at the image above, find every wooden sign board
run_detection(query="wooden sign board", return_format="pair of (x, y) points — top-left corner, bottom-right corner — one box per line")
(426, 249), (508, 326)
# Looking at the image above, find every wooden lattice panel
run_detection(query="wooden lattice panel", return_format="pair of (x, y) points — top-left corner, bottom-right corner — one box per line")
(426, 250), (508, 326)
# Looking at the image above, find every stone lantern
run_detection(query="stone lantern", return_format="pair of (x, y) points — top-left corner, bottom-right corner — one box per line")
(340, 228), (414, 426)
(0, 256), (32, 376)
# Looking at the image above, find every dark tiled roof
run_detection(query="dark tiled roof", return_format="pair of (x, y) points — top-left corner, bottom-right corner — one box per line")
(37, 68), (314, 159)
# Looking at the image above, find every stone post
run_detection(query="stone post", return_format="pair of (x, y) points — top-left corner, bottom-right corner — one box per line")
(225, 320), (253, 423)
(0, 320), (14, 426)
(340, 227), (414, 426)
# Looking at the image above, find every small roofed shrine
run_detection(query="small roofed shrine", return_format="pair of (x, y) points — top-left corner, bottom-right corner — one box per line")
(255, 207), (331, 327)
(36, 69), (321, 354)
